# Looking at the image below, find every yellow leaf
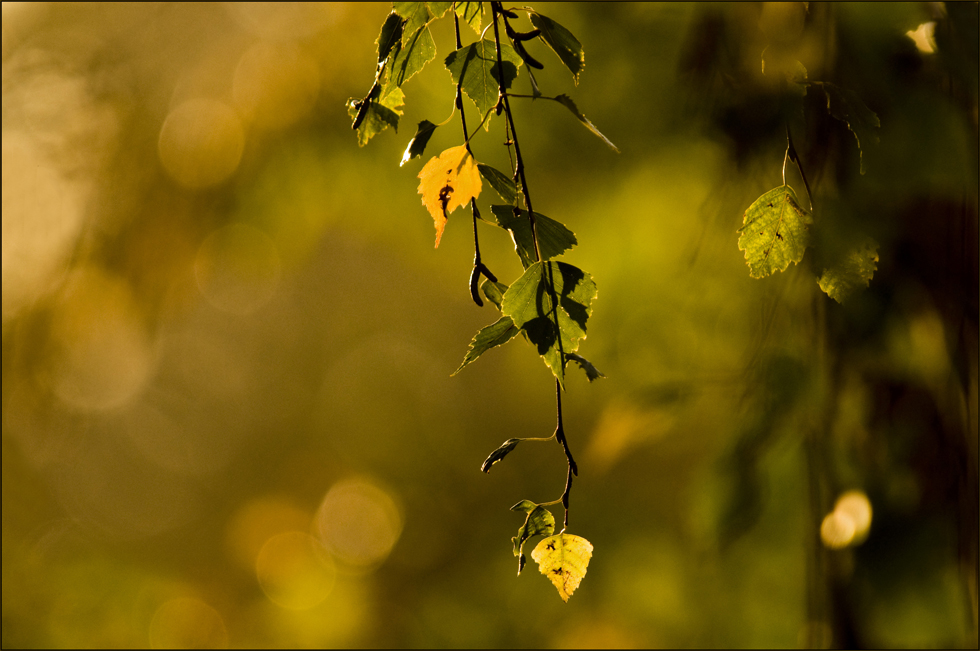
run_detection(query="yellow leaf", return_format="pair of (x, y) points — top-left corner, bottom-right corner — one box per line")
(531, 533), (593, 602)
(417, 145), (482, 247)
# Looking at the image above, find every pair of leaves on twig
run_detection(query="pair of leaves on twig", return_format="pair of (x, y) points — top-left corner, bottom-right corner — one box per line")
(511, 500), (593, 602)
(453, 260), (599, 387)
(349, 3), (485, 147)
(738, 186), (879, 303)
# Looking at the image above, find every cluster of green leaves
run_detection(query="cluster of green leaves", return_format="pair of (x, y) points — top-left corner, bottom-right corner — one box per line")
(349, 2), (609, 601)
(738, 59), (881, 304)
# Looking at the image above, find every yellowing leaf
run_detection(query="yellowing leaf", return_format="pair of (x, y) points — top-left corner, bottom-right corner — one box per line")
(417, 145), (482, 247)
(531, 533), (593, 602)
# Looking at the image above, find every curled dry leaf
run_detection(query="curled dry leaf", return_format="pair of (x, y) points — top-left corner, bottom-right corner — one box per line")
(417, 145), (482, 247)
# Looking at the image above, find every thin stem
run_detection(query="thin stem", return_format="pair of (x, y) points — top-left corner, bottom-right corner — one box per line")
(786, 124), (814, 210)
(491, 1), (541, 263)
(782, 145), (789, 186)
(518, 434), (557, 443)
(554, 378), (578, 529)
(455, 5), (496, 306)
(491, 2), (577, 531)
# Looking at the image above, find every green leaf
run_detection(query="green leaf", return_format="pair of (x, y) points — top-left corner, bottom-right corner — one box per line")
(501, 261), (597, 385)
(489, 206), (578, 269)
(816, 82), (880, 174)
(452, 316), (520, 376)
(347, 88), (405, 147)
(455, 1), (482, 34)
(513, 505), (555, 574)
(478, 164), (518, 205)
(377, 12), (405, 64)
(385, 3), (450, 94)
(481, 279), (508, 310)
(510, 500), (537, 513)
(400, 120), (437, 166)
(445, 39), (522, 126)
(567, 352), (604, 382)
(528, 12), (585, 83)
(737, 185), (812, 279)
(531, 533), (593, 601)
(817, 237), (879, 303)
(552, 94), (619, 152)
(393, 2), (450, 37)
(481, 437), (520, 473)
(385, 25), (437, 93)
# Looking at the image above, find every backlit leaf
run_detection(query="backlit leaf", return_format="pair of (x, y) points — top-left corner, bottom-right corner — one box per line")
(553, 94), (619, 152)
(376, 12), (405, 64)
(393, 2), (450, 37)
(481, 279), (508, 310)
(567, 353), (604, 382)
(815, 82), (880, 174)
(501, 261), (596, 385)
(347, 87), (405, 147)
(386, 25), (436, 92)
(385, 3), (449, 95)
(480, 437), (520, 472)
(455, 1), (482, 34)
(400, 120), (437, 166)
(489, 205), (577, 269)
(737, 185), (812, 279)
(817, 237), (879, 303)
(445, 39), (522, 126)
(531, 533), (593, 601)
(452, 316), (519, 375)
(513, 505), (555, 574)
(478, 164), (518, 205)
(418, 145), (483, 247)
(528, 12), (585, 83)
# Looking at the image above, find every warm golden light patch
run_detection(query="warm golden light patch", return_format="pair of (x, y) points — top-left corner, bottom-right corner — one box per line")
(159, 99), (244, 188)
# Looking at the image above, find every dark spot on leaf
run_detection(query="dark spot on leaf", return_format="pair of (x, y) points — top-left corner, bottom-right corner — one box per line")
(439, 184), (454, 216)
(546, 541), (556, 550)
(552, 568), (563, 575)
(776, 232), (783, 241)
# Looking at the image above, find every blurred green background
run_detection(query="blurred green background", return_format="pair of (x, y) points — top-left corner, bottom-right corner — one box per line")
(2, 2), (977, 648)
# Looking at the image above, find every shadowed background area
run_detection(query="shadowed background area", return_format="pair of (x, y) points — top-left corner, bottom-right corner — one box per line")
(2, 2), (977, 648)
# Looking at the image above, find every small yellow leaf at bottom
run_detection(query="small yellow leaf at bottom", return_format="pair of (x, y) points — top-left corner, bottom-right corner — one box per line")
(417, 145), (482, 247)
(531, 533), (593, 602)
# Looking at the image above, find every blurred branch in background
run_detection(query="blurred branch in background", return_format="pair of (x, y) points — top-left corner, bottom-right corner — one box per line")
(2, 2), (976, 648)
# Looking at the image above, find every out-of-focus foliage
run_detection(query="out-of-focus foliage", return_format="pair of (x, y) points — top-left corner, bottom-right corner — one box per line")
(2, 2), (976, 648)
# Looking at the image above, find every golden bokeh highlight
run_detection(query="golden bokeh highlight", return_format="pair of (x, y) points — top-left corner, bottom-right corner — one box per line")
(314, 478), (403, 571)
(44, 266), (156, 411)
(225, 497), (312, 572)
(906, 22), (937, 54)
(226, 3), (341, 41)
(256, 532), (337, 610)
(233, 42), (320, 130)
(2, 133), (86, 322)
(148, 597), (228, 649)
(158, 99), (244, 189)
(194, 223), (281, 314)
(821, 490), (873, 550)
